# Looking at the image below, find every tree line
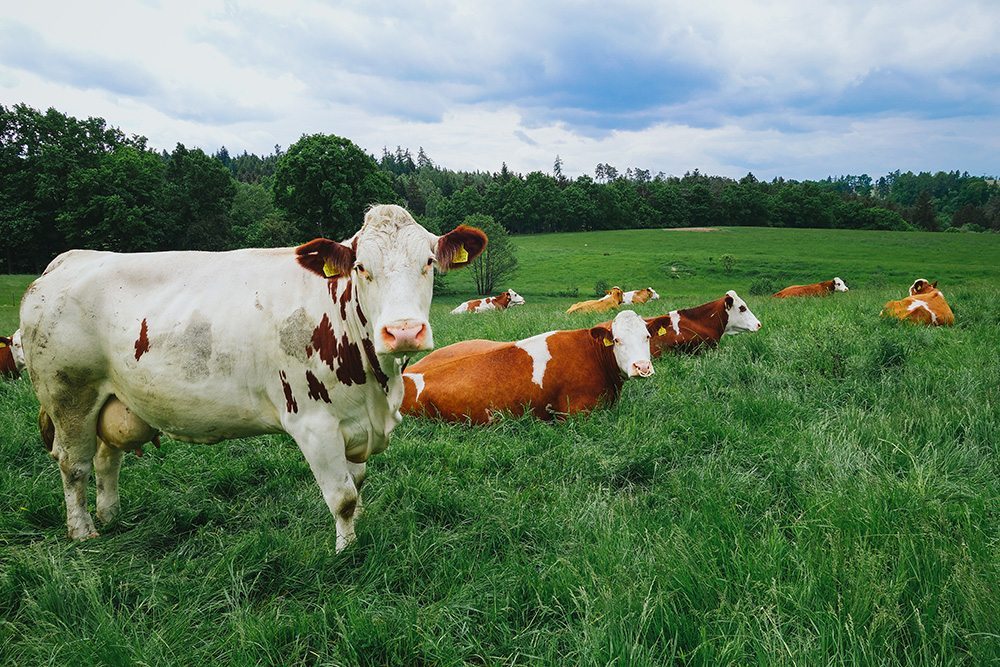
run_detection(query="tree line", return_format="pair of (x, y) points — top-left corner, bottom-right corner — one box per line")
(2, 103), (998, 273)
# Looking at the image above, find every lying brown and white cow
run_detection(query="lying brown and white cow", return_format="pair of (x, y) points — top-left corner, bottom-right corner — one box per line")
(19, 204), (486, 548)
(881, 279), (955, 326)
(773, 277), (848, 298)
(401, 310), (658, 423)
(641, 290), (761, 356)
(450, 288), (525, 314)
(623, 287), (660, 304)
(566, 286), (624, 314)
(1, 335), (18, 379)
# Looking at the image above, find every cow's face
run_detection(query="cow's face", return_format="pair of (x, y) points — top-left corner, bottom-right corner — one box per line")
(647, 288), (660, 300)
(607, 286), (625, 305)
(507, 289), (526, 306)
(723, 291), (762, 334)
(591, 310), (654, 378)
(296, 205), (486, 355)
(909, 278), (937, 296)
(833, 277), (849, 292)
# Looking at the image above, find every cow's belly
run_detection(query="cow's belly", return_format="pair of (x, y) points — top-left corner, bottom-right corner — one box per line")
(107, 371), (281, 443)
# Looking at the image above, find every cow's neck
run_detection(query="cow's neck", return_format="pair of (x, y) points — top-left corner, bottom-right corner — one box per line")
(821, 280), (835, 292)
(679, 298), (727, 338)
(584, 331), (625, 398)
(333, 277), (394, 394)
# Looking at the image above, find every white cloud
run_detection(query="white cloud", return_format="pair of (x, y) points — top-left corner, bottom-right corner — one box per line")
(1, 0), (997, 179)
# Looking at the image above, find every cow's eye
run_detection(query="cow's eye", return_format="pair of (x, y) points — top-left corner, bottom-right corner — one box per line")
(739, 305), (747, 312)
(355, 263), (365, 273)
(614, 338), (621, 345)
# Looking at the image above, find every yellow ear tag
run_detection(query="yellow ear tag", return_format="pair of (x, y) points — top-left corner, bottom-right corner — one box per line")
(0, 341), (6, 348)
(657, 326), (667, 336)
(603, 337), (613, 347)
(322, 258), (340, 278)
(453, 244), (469, 264)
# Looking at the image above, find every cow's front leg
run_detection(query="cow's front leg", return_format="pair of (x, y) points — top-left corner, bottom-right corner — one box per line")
(94, 440), (124, 524)
(285, 415), (359, 552)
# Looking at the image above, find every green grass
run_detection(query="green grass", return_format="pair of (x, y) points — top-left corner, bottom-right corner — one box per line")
(2, 228), (999, 665)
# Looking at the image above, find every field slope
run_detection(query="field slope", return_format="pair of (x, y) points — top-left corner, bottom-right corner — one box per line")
(1, 227), (998, 665)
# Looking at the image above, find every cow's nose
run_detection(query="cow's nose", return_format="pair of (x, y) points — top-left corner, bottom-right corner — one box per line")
(630, 360), (654, 378)
(381, 321), (430, 353)
(756, 322), (762, 330)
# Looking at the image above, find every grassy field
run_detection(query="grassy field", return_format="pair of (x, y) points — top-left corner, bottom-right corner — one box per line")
(1, 228), (998, 665)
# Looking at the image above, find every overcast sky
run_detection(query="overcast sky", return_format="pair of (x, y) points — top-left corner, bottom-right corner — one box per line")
(2, 1), (997, 180)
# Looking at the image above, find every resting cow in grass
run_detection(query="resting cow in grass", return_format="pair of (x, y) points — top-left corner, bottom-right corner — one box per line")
(566, 286), (624, 314)
(618, 290), (761, 356)
(401, 310), (657, 423)
(451, 289), (525, 314)
(773, 277), (848, 298)
(881, 278), (955, 326)
(623, 287), (660, 304)
(1, 331), (24, 379)
(19, 204), (486, 549)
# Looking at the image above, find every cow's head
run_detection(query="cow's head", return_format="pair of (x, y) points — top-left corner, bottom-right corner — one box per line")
(590, 309), (654, 378)
(647, 287), (660, 300)
(606, 286), (625, 305)
(722, 290), (762, 334)
(832, 277), (849, 292)
(507, 289), (526, 306)
(297, 205), (486, 355)
(909, 278), (938, 296)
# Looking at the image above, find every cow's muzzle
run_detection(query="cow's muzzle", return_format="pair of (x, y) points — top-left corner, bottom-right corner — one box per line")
(380, 320), (430, 353)
(630, 360), (654, 378)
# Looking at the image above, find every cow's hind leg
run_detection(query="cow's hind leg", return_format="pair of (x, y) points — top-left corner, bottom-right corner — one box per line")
(52, 408), (103, 540)
(94, 440), (124, 524)
(286, 415), (359, 552)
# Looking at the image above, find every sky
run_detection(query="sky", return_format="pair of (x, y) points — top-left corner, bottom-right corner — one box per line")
(1, 0), (998, 181)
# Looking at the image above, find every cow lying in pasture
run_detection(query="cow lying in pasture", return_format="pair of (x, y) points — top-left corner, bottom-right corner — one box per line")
(616, 290), (761, 356)
(401, 310), (659, 423)
(1, 331), (24, 379)
(451, 289), (525, 314)
(773, 277), (848, 298)
(881, 279), (954, 326)
(623, 287), (660, 304)
(19, 204), (486, 549)
(566, 286), (624, 314)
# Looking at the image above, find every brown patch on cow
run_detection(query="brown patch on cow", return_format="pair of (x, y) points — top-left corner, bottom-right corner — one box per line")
(0, 340), (17, 379)
(338, 497), (357, 519)
(134, 319), (150, 361)
(362, 337), (389, 393)
(305, 370), (332, 403)
(309, 314), (338, 370)
(355, 301), (368, 326)
(466, 299), (482, 312)
(773, 280), (835, 298)
(38, 408), (55, 452)
(279, 370), (298, 413)
(336, 334), (366, 386)
(327, 278), (340, 303)
(339, 278), (353, 320)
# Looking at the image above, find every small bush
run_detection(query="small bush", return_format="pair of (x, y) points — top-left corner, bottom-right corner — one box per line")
(748, 277), (777, 296)
(593, 279), (610, 297)
(720, 254), (736, 274)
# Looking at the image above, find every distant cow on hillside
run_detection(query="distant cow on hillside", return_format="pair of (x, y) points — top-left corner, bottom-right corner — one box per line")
(623, 287), (660, 304)
(1, 331), (24, 379)
(567, 286), (624, 314)
(773, 277), (848, 298)
(451, 289), (525, 314)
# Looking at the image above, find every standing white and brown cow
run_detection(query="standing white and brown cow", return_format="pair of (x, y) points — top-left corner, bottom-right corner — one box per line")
(19, 204), (486, 550)
(450, 289), (525, 314)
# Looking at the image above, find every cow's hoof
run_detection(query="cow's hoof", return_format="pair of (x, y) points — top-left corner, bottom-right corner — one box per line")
(96, 507), (119, 524)
(69, 528), (100, 541)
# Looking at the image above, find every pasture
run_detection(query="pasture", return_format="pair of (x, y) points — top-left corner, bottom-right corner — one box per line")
(1, 227), (999, 665)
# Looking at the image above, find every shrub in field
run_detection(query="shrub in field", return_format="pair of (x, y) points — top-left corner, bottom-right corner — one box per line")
(720, 253), (736, 274)
(466, 214), (518, 295)
(748, 277), (777, 296)
(593, 279), (610, 297)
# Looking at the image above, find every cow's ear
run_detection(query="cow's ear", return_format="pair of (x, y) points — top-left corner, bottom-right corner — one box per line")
(646, 316), (671, 337)
(0, 336), (10, 347)
(724, 294), (734, 308)
(437, 225), (487, 272)
(590, 324), (614, 347)
(931, 281), (938, 288)
(296, 238), (355, 279)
